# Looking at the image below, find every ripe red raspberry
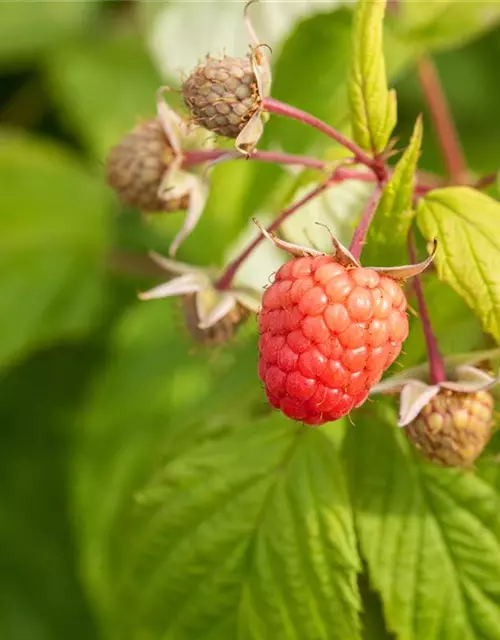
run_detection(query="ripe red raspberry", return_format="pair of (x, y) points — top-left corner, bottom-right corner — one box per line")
(258, 255), (409, 425)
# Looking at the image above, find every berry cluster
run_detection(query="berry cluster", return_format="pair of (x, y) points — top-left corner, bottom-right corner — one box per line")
(104, 0), (498, 466)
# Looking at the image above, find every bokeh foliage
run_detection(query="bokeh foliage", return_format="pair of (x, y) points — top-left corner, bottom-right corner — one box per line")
(1, 1), (500, 638)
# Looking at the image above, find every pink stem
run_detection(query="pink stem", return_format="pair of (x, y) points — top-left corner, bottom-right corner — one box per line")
(408, 232), (446, 385)
(417, 57), (467, 185)
(262, 97), (387, 182)
(183, 148), (328, 171)
(348, 184), (383, 261)
(215, 177), (334, 290)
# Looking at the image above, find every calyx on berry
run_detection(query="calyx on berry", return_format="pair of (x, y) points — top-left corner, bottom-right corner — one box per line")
(181, 0), (271, 155)
(106, 90), (213, 257)
(371, 348), (500, 427)
(256, 222), (436, 426)
(254, 220), (437, 280)
(138, 252), (261, 343)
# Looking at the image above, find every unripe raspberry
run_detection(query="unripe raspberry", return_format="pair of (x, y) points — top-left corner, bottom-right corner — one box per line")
(182, 56), (260, 139)
(258, 255), (409, 425)
(106, 118), (189, 213)
(182, 294), (250, 346)
(405, 389), (493, 467)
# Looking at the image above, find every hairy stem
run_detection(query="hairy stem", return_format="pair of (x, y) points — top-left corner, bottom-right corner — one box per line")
(348, 185), (383, 260)
(417, 57), (467, 184)
(262, 97), (387, 182)
(408, 232), (446, 385)
(215, 177), (335, 290)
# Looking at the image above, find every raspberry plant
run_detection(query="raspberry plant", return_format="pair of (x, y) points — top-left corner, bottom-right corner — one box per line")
(3, 1), (500, 639)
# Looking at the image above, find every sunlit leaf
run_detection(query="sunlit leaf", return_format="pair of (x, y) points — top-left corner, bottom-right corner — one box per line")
(417, 187), (500, 343)
(75, 302), (361, 639)
(345, 402), (500, 640)
(348, 0), (396, 154)
(364, 115), (422, 266)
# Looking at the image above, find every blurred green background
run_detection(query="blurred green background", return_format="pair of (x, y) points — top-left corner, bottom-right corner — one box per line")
(1, 1), (500, 638)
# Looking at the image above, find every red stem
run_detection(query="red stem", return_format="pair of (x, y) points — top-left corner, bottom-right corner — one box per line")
(408, 232), (446, 385)
(348, 185), (383, 261)
(262, 97), (387, 182)
(183, 149), (328, 171)
(417, 57), (467, 185)
(215, 178), (334, 290)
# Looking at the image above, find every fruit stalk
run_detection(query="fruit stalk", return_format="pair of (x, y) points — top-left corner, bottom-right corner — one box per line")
(262, 97), (386, 182)
(182, 148), (329, 171)
(348, 184), (383, 261)
(215, 177), (335, 290)
(408, 232), (446, 385)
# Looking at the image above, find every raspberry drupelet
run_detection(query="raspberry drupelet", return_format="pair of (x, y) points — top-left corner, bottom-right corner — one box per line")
(256, 224), (436, 426)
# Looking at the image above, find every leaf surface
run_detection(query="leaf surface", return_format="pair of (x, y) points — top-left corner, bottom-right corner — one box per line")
(344, 403), (500, 640)
(417, 187), (500, 342)
(348, 0), (396, 154)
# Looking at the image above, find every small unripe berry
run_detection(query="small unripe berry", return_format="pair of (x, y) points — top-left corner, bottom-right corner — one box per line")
(406, 389), (493, 467)
(182, 56), (260, 139)
(106, 118), (189, 213)
(258, 255), (409, 425)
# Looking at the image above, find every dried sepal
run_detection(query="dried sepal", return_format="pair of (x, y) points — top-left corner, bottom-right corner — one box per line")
(399, 381), (440, 427)
(181, 294), (250, 346)
(138, 253), (261, 344)
(254, 218), (435, 279)
(372, 347), (500, 396)
(253, 219), (323, 257)
(371, 348), (500, 432)
(367, 239), (438, 280)
(106, 93), (212, 256)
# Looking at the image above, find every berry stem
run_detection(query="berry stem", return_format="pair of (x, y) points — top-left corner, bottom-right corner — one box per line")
(417, 57), (467, 185)
(408, 232), (446, 385)
(183, 149), (328, 171)
(348, 184), (383, 261)
(262, 97), (387, 182)
(215, 175), (336, 290)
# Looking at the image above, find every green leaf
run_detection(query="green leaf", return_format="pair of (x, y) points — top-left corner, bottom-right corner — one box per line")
(417, 187), (500, 343)
(82, 417), (360, 639)
(348, 0), (396, 154)
(75, 303), (361, 639)
(45, 35), (161, 159)
(359, 575), (395, 640)
(0, 2), (96, 67)
(0, 132), (109, 370)
(345, 403), (500, 640)
(364, 115), (422, 266)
